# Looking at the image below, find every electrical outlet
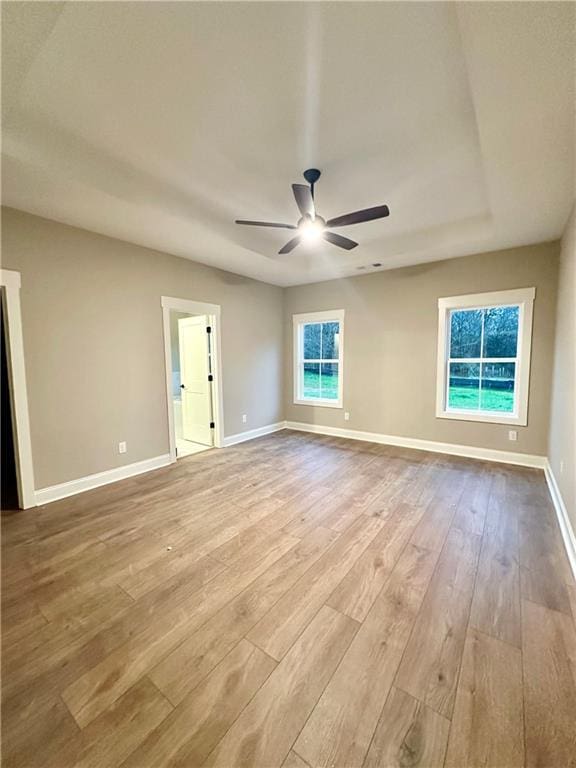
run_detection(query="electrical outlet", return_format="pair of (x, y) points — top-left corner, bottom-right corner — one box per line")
(118, 441), (127, 454)
(344, 412), (350, 421)
(508, 430), (517, 442)
(242, 414), (247, 424)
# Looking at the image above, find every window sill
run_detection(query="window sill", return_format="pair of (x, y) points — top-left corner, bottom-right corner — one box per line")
(294, 398), (343, 409)
(436, 409), (527, 427)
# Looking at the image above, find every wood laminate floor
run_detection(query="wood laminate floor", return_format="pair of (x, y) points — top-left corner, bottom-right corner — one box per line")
(2, 431), (575, 768)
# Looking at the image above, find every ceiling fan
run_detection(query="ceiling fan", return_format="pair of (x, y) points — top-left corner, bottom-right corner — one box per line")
(235, 169), (390, 254)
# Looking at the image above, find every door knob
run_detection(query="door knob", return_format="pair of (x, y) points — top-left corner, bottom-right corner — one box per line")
(180, 384), (185, 389)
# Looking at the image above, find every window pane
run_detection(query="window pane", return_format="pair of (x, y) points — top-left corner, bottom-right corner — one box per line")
(303, 323), (321, 360)
(304, 323), (322, 360)
(480, 362), (515, 412)
(321, 322), (340, 360)
(303, 363), (320, 399)
(483, 306), (519, 358)
(450, 310), (482, 358)
(448, 363), (480, 410)
(320, 363), (339, 400)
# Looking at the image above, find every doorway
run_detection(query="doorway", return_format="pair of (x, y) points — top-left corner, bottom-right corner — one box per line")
(171, 312), (213, 458)
(1, 293), (19, 509)
(0, 270), (35, 509)
(162, 296), (224, 463)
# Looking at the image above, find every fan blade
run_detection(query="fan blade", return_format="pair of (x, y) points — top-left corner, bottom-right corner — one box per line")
(326, 204), (390, 228)
(292, 184), (315, 218)
(278, 236), (301, 254)
(323, 231), (358, 250)
(235, 220), (297, 229)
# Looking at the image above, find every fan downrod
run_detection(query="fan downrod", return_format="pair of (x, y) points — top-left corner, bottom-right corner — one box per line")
(303, 168), (321, 201)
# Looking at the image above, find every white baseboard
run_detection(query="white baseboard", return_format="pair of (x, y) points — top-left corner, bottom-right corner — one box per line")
(223, 421), (286, 448)
(35, 421), (283, 505)
(31, 425), (575, 583)
(285, 421), (576, 578)
(544, 461), (576, 581)
(35, 454), (172, 505)
(284, 421), (547, 469)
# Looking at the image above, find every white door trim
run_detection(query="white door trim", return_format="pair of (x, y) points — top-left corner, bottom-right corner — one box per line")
(161, 296), (224, 460)
(1, 269), (36, 508)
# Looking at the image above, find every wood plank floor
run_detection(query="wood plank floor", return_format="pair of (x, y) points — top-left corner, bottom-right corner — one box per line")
(2, 430), (575, 768)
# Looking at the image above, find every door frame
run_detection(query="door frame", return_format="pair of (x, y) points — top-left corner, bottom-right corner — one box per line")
(161, 296), (224, 461)
(1, 269), (36, 508)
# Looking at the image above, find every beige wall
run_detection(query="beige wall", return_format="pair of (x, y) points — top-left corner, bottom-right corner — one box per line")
(284, 241), (559, 457)
(1, 207), (283, 489)
(549, 204), (575, 529)
(1, 204), (564, 494)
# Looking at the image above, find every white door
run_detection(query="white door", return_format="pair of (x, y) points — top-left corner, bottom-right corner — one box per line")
(178, 315), (213, 446)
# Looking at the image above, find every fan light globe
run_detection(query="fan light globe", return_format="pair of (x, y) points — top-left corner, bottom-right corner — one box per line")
(300, 218), (324, 244)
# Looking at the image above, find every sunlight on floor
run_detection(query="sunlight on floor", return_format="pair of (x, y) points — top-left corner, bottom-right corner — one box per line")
(176, 438), (211, 458)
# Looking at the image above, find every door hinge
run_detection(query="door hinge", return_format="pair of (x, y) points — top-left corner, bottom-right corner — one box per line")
(206, 326), (212, 333)
(208, 374), (213, 382)
(210, 421), (215, 429)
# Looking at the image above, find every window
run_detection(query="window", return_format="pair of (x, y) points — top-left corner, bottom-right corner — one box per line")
(436, 288), (535, 425)
(293, 310), (344, 408)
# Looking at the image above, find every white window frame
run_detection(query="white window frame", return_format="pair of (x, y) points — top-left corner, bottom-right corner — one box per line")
(436, 287), (535, 426)
(293, 309), (344, 409)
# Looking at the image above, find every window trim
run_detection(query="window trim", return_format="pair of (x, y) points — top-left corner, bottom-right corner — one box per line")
(435, 287), (535, 426)
(293, 309), (344, 409)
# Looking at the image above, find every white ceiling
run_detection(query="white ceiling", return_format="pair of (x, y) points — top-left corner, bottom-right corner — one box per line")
(2, 2), (574, 287)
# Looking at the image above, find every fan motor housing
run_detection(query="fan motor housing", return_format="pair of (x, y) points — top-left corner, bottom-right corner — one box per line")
(303, 168), (321, 185)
